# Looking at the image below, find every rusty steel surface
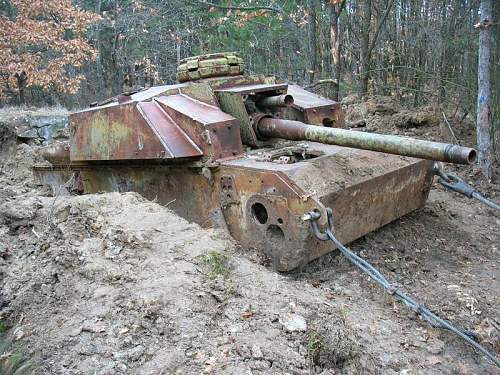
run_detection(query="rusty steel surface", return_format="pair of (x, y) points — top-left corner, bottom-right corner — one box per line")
(40, 141), (71, 164)
(216, 90), (260, 147)
(156, 94), (244, 159)
(301, 104), (344, 127)
(216, 83), (287, 95)
(286, 84), (344, 127)
(178, 82), (220, 106)
(157, 94), (234, 124)
(257, 94), (293, 108)
(71, 103), (166, 161)
(130, 84), (188, 102)
(81, 166), (214, 224)
(287, 84), (337, 109)
(206, 74), (274, 91)
(318, 159), (433, 246)
(216, 83), (288, 95)
(33, 167), (82, 195)
(71, 102), (198, 162)
(256, 116), (306, 141)
(215, 165), (317, 270)
(218, 144), (433, 270)
(137, 101), (202, 158)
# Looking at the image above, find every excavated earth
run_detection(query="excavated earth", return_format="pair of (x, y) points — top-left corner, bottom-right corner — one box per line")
(0, 100), (498, 375)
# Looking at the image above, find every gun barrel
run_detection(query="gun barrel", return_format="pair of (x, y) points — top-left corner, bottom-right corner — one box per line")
(257, 94), (294, 108)
(256, 117), (477, 165)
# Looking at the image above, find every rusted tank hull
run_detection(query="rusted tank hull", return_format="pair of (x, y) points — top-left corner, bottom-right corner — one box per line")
(34, 143), (433, 271)
(218, 143), (434, 270)
(33, 53), (474, 271)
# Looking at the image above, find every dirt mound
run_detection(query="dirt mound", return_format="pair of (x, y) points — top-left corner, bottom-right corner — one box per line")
(0, 192), (363, 374)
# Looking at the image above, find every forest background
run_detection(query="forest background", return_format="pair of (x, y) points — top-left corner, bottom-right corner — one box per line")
(0, 0), (498, 162)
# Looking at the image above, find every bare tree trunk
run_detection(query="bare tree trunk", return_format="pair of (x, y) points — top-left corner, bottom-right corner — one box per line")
(358, 0), (394, 96)
(15, 72), (27, 105)
(176, 32), (181, 63)
(94, 0), (105, 99)
(476, 0), (493, 180)
(329, 1), (346, 101)
(307, 0), (318, 84)
(359, 0), (371, 95)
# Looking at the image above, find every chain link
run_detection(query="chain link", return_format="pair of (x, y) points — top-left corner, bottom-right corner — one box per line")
(433, 163), (500, 211)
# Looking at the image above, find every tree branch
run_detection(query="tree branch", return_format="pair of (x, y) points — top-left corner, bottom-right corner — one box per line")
(336, 0), (347, 16)
(366, 0), (395, 59)
(305, 78), (338, 89)
(192, 0), (283, 14)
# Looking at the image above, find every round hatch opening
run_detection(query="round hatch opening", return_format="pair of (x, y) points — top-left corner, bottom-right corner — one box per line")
(251, 203), (268, 224)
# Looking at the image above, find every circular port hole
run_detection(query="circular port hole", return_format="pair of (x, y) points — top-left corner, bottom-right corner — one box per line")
(267, 224), (285, 241)
(322, 118), (334, 127)
(251, 203), (268, 224)
(283, 94), (294, 105)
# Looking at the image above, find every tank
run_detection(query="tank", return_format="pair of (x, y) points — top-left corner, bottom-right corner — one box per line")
(34, 52), (476, 271)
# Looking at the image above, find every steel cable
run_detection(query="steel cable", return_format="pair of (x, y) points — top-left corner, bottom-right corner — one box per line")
(471, 192), (500, 211)
(324, 229), (500, 367)
(306, 208), (500, 368)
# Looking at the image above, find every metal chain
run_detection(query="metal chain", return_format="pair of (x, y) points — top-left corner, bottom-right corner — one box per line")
(433, 163), (500, 211)
(306, 208), (500, 368)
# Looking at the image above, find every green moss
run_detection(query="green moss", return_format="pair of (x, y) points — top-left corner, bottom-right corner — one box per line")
(0, 320), (8, 334)
(306, 329), (323, 363)
(199, 250), (230, 279)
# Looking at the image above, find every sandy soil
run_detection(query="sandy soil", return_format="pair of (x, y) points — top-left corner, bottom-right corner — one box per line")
(0, 101), (498, 374)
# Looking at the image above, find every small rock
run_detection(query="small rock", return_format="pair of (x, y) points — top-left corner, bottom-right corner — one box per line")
(279, 313), (307, 332)
(13, 328), (25, 341)
(79, 342), (107, 356)
(251, 345), (263, 359)
(69, 206), (81, 215)
(332, 285), (349, 296)
(127, 345), (146, 361)
(81, 321), (106, 333)
(427, 338), (445, 354)
(68, 327), (82, 337)
(110, 245), (123, 255)
(117, 363), (127, 371)
(53, 205), (71, 223)
(40, 283), (52, 295)
(81, 238), (105, 254)
(425, 355), (442, 365)
(229, 325), (242, 333)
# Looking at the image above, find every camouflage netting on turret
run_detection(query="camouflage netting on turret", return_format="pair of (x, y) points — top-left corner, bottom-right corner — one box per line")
(176, 52), (244, 83)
